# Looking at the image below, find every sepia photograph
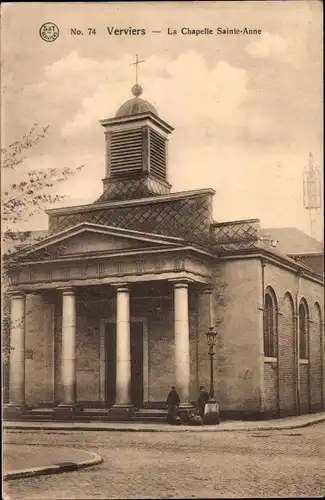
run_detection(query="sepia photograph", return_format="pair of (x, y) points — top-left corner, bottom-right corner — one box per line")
(1, 1), (324, 498)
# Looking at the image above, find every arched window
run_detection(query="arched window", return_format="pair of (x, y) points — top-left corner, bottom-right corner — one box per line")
(264, 290), (278, 357)
(299, 301), (309, 359)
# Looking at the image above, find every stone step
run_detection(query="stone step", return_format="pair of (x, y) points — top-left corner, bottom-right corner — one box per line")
(30, 409), (55, 415)
(130, 417), (166, 422)
(135, 409), (168, 414)
(133, 413), (167, 419)
(75, 413), (167, 423)
(17, 415), (54, 421)
(5, 407), (169, 423)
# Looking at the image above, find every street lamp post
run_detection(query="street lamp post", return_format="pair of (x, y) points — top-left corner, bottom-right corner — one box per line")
(205, 326), (218, 400)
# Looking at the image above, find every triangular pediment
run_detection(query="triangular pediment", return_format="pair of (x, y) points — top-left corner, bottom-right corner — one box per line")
(11, 223), (185, 261)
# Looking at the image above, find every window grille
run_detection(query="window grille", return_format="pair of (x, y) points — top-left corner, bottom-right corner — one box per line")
(264, 292), (277, 357)
(299, 301), (309, 359)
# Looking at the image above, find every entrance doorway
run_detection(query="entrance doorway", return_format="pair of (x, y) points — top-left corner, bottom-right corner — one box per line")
(105, 322), (144, 408)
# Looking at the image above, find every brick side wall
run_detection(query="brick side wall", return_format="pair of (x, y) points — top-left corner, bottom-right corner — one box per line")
(263, 362), (278, 411)
(309, 303), (323, 412)
(278, 293), (297, 416)
(264, 262), (324, 415)
(299, 363), (310, 414)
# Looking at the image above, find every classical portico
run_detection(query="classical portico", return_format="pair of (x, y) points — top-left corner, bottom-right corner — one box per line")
(5, 221), (216, 417)
(4, 81), (221, 419)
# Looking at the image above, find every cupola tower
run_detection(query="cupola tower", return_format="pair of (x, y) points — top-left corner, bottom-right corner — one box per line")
(97, 57), (174, 202)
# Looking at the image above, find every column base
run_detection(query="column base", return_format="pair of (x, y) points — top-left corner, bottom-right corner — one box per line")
(111, 403), (135, 410)
(38, 401), (57, 408)
(109, 404), (136, 418)
(179, 402), (195, 410)
(53, 403), (80, 420)
(177, 403), (195, 423)
(3, 403), (29, 420)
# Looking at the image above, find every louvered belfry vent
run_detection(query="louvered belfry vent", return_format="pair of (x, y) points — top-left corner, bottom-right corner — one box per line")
(110, 129), (143, 178)
(99, 89), (174, 201)
(149, 129), (166, 181)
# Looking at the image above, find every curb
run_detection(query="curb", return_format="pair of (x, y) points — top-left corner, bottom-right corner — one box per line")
(3, 451), (103, 481)
(3, 416), (325, 433)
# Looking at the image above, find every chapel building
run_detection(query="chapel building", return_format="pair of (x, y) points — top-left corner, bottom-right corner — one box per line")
(4, 83), (324, 421)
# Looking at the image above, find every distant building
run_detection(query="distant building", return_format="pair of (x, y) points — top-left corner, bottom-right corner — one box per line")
(4, 85), (324, 421)
(260, 227), (324, 275)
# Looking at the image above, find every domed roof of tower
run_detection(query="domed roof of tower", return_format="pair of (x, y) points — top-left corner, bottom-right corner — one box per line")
(115, 84), (159, 118)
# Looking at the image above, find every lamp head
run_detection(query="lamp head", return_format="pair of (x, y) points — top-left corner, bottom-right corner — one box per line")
(206, 326), (218, 347)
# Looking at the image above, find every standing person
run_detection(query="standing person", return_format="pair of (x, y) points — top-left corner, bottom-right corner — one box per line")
(196, 385), (210, 418)
(166, 386), (180, 423)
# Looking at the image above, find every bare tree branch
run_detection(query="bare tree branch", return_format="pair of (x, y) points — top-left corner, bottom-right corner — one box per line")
(1, 123), (84, 244)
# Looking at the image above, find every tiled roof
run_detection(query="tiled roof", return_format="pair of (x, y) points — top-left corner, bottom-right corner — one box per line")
(261, 227), (324, 255)
(47, 189), (215, 246)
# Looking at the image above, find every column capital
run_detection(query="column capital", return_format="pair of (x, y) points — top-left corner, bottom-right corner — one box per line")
(199, 284), (214, 295)
(9, 290), (25, 299)
(111, 282), (130, 293)
(58, 286), (75, 296)
(169, 278), (194, 289)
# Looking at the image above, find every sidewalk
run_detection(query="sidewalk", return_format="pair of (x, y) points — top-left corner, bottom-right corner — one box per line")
(3, 444), (103, 481)
(4, 412), (325, 433)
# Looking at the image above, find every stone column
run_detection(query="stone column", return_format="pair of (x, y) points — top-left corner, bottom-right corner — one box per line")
(113, 284), (133, 408)
(58, 287), (77, 407)
(8, 291), (26, 408)
(173, 280), (192, 408)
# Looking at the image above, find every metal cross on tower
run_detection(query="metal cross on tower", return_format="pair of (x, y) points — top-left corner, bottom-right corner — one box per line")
(130, 54), (145, 86)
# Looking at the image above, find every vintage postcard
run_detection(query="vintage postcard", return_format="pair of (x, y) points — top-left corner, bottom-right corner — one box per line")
(1, 1), (324, 499)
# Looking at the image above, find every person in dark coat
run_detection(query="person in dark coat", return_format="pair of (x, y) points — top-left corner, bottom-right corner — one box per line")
(196, 386), (210, 418)
(166, 386), (180, 422)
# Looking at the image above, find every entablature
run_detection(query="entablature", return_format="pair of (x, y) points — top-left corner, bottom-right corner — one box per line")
(7, 249), (214, 291)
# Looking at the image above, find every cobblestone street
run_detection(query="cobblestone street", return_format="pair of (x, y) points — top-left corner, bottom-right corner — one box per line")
(3, 422), (325, 499)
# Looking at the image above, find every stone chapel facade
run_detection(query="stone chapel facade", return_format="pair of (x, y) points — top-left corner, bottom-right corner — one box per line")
(4, 85), (324, 420)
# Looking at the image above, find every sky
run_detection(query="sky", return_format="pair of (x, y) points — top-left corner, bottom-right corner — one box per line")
(1, 1), (323, 240)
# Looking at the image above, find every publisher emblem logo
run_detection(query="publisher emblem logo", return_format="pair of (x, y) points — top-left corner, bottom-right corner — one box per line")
(39, 22), (60, 42)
